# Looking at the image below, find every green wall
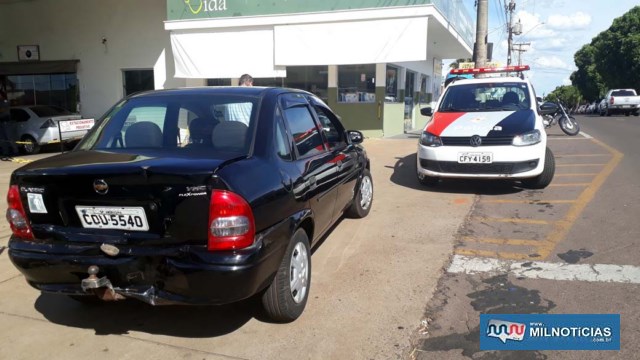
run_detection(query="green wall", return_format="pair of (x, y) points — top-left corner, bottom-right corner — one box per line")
(383, 103), (405, 137)
(327, 87), (383, 138)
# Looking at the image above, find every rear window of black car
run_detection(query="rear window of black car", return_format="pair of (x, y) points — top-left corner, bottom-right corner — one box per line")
(77, 94), (257, 155)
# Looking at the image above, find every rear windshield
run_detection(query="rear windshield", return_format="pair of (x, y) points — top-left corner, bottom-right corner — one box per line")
(611, 90), (636, 97)
(30, 105), (73, 117)
(76, 94), (258, 155)
(438, 82), (531, 112)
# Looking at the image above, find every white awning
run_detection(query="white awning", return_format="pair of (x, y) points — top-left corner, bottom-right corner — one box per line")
(274, 17), (429, 66)
(170, 28), (286, 78)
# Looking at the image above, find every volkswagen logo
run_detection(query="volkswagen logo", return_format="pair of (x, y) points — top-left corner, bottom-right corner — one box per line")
(93, 179), (109, 195)
(470, 135), (482, 147)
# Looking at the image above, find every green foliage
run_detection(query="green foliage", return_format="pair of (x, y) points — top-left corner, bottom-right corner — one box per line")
(571, 6), (640, 100)
(547, 85), (582, 108)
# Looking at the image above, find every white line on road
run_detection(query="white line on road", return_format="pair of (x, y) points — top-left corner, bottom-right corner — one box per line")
(447, 255), (640, 284)
(580, 131), (593, 139)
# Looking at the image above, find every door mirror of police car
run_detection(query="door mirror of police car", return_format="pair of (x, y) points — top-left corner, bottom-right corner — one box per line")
(420, 107), (433, 117)
(347, 130), (364, 144)
(539, 102), (558, 115)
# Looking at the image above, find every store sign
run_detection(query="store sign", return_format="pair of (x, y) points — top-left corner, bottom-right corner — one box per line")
(59, 119), (95, 133)
(167, 0), (434, 21)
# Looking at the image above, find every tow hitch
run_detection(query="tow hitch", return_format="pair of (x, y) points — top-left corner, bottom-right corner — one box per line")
(80, 265), (126, 301)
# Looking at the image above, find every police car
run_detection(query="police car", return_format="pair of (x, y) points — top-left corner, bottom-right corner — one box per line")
(417, 65), (554, 188)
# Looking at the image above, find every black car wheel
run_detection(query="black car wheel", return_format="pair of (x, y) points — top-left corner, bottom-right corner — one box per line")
(20, 135), (40, 155)
(345, 169), (373, 218)
(262, 229), (311, 322)
(521, 147), (555, 189)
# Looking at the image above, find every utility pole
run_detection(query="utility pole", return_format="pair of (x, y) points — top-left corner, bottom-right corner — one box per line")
(473, 0), (489, 68)
(506, 0), (516, 66)
(512, 42), (530, 65)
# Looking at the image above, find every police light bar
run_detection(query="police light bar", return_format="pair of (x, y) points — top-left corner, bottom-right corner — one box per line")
(450, 65), (530, 75)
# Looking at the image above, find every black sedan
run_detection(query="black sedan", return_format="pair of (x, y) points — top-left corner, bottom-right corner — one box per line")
(5, 87), (373, 322)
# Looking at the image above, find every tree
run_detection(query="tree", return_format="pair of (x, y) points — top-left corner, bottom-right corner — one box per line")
(591, 6), (640, 89)
(547, 85), (582, 109)
(571, 45), (605, 102)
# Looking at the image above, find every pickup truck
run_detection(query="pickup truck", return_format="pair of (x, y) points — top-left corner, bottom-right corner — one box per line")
(599, 89), (640, 116)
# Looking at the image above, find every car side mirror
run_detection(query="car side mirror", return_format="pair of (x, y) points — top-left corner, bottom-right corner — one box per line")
(539, 102), (558, 115)
(347, 130), (364, 144)
(420, 107), (433, 116)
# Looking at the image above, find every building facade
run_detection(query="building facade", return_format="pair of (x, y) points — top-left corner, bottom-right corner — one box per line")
(0, 0), (473, 137)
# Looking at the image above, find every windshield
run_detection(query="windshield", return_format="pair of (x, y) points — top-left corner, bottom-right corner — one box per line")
(30, 105), (73, 117)
(76, 94), (258, 155)
(438, 82), (531, 112)
(611, 90), (636, 97)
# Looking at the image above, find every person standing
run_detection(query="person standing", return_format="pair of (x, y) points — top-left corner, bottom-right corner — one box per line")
(0, 91), (18, 157)
(225, 74), (254, 125)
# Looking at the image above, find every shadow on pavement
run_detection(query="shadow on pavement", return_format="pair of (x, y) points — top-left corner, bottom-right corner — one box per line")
(35, 292), (263, 337)
(389, 153), (524, 195)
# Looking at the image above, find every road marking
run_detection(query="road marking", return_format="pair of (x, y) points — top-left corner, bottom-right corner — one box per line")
(483, 199), (576, 204)
(448, 254), (640, 284)
(556, 163), (607, 167)
(461, 236), (548, 247)
(580, 131), (594, 139)
(536, 137), (623, 259)
(0, 157), (32, 164)
(554, 173), (598, 177)
(555, 153), (609, 157)
(471, 217), (551, 225)
(548, 183), (590, 187)
(454, 248), (534, 260)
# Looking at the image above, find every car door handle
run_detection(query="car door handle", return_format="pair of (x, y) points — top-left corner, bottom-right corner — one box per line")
(308, 176), (317, 190)
(336, 160), (343, 171)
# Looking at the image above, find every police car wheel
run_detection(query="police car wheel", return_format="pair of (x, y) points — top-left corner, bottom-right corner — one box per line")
(521, 148), (555, 189)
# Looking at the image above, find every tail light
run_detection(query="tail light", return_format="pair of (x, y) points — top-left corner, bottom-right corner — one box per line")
(6, 185), (34, 239)
(610, 97), (614, 105)
(40, 119), (57, 129)
(208, 190), (255, 251)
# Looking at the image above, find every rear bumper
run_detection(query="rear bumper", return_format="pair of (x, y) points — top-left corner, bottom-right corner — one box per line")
(8, 223), (290, 305)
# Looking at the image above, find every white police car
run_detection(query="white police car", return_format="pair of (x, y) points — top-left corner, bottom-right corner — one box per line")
(417, 65), (555, 188)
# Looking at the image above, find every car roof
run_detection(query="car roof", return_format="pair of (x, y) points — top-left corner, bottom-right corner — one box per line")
(128, 86), (310, 99)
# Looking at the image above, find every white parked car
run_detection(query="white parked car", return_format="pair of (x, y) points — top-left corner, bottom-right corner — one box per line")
(416, 65), (555, 189)
(9, 105), (92, 154)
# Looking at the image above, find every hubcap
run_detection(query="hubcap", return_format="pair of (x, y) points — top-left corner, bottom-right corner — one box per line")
(563, 118), (574, 129)
(289, 242), (309, 304)
(359, 176), (373, 210)
(23, 140), (34, 153)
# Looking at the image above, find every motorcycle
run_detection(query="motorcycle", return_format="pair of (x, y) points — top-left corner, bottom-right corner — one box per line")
(539, 100), (581, 136)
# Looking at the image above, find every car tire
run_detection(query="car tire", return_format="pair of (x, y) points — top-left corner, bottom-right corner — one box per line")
(262, 229), (311, 323)
(521, 147), (555, 189)
(20, 135), (40, 155)
(418, 173), (439, 187)
(345, 169), (373, 218)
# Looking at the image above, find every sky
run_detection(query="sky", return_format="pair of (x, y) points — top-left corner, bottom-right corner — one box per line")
(450, 0), (639, 96)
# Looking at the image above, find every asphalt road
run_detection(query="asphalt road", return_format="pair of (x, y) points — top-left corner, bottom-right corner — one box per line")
(411, 114), (640, 359)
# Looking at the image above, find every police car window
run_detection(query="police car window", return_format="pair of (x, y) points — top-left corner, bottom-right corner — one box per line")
(439, 83), (531, 112)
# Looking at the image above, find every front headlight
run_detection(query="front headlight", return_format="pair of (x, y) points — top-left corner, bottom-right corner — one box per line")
(420, 132), (442, 147)
(512, 129), (541, 146)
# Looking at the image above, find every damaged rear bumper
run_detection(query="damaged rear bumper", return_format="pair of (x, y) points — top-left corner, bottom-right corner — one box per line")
(8, 236), (285, 305)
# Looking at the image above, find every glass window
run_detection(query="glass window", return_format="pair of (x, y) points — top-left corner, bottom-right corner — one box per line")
(386, 65), (398, 102)
(283, 106), (325, 158)
(77, 94), (257, 154)
(3, 73), (79, 112)
(338, 64), (376, 103)
(313, 105), (346, 150)
(253, 77), (285, 87)
(284, 66), (328, 102)
(207, 79), (231, 86)
(30, 105), (72, 117)
(10, 109), (30, 122)
(123, 69), (154, 96)
(438, 83), (531, 112)
(274, 108), (292, 160)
